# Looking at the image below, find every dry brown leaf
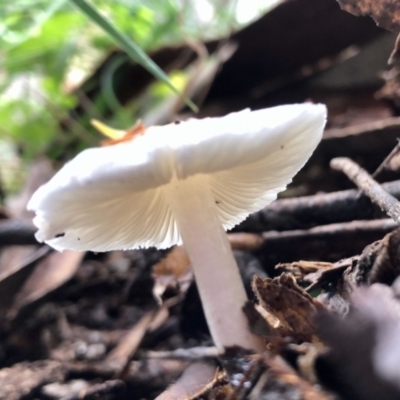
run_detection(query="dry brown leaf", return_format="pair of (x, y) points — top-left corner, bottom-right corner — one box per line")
(337, 0), (400, 32)
(9, 250), (84, 319)
(252, 274), (322, 341)
(0, 160), (55, 315)
(0, 246), (50, 314)
(152, 246), (192, 303)
(107, 310), (157, 367)
(152, 246), (191, 279)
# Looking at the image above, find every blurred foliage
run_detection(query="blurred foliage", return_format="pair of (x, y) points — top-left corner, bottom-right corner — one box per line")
(0, 0), (272, 194)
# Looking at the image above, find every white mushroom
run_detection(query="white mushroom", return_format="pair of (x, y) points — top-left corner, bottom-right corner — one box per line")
(28, 103), (327, 352)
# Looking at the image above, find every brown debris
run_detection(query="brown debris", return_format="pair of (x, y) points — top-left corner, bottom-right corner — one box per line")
(195, 351), (334, 400)
(252, 274), (323, 341)
(152, 246), (192, 303)
(101, 120), (147, 147)
(336, 0), (400, 32)
(6, 1), (400, 399)
(250, 355), (334, 400)
(0, 360), (67, 400)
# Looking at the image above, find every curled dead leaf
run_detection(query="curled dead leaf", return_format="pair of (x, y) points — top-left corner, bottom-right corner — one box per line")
(337, 0), (400, 32)
(152, 246), (192, 303)
(252, 274), (323, 341)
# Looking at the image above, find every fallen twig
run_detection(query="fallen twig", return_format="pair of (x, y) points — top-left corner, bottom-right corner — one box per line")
(239, 180), (400, 232)
(331, 157), (400, 224)
(372, 139), (400, 178)
(324, 117), (400, 139)
(155, 362), (217, 400)
(260, 219), (396, 267)
(141, 347), (218, 361)
(0, 220), (38, 246)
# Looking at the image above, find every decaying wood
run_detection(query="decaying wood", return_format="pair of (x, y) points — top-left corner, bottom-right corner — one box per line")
(331, 157), (400, 223)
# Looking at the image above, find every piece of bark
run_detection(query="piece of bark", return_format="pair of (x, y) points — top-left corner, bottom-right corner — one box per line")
(331, 157), (400, 223)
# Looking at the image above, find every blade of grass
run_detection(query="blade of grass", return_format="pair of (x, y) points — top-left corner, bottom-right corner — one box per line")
(69, 0), (198, 113)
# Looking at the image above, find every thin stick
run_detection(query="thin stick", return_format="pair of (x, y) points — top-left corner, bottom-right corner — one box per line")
(141, 347), (218, 361)
(331, 157), (400, 224)
(372, 138), (400, 178)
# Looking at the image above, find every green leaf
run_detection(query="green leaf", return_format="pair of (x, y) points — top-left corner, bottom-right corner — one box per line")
(69, 0), (198, 112)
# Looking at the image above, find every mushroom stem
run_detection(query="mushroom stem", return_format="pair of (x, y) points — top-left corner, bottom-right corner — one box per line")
(165, 175), (264, 352)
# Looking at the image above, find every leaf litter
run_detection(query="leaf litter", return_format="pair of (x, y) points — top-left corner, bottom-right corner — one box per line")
(4, 1), (400, 399)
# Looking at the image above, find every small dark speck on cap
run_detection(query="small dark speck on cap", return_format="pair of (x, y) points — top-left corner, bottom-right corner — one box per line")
(174, 120), (181, 125)
(55, 232), (65, 238)
(281, 145), (285, 149)
(215, 200), (220, 204)
(78, 238), (81, 241)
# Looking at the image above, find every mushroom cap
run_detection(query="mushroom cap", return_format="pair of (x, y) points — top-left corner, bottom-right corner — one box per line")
(28, 103), (327, 251)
